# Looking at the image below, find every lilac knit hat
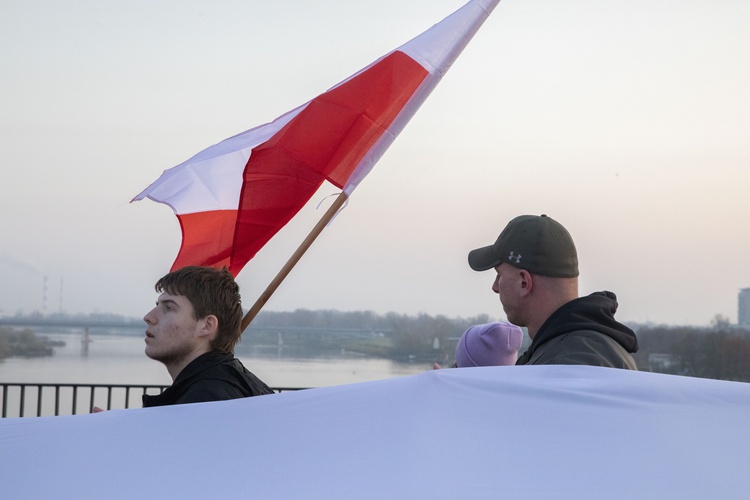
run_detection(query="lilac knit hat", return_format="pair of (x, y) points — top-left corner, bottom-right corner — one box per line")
(455, 321), (524, 367)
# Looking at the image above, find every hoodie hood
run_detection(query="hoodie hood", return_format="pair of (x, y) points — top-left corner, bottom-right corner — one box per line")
(521, 291), (639, 362)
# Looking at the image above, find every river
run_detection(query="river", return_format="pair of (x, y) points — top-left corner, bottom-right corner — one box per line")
(0, 329), (432, 414)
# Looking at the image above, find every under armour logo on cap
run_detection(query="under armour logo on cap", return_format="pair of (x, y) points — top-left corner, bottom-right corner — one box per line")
(508, 252), (522, 264)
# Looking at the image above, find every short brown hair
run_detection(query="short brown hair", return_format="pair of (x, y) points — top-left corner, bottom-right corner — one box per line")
(155, 266), (243, 353)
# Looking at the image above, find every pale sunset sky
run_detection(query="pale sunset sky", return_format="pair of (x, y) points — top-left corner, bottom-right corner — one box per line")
(1, 0), (748, 326)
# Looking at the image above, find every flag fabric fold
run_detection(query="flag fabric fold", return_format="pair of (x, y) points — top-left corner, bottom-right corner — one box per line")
(132, 0), (501, 276)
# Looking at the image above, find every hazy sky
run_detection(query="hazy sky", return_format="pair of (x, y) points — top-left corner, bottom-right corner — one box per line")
(2, 0), (749, 326)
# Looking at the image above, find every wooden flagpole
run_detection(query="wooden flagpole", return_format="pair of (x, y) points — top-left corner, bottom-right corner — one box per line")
(241, 191), (349, 332)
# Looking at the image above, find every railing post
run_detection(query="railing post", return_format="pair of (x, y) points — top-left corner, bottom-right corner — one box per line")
(89, 386), (96, 414)
(37, 386), (43, 417)
(19, 386), (25, 418)
(55, 386), (60, 416)
(71, 387), (78, 416)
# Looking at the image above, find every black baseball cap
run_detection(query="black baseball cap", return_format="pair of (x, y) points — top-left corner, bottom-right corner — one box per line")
(468, 214), (579, 277)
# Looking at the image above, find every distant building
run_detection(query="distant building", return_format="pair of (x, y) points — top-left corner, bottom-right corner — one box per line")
(739, 288), (750, 327)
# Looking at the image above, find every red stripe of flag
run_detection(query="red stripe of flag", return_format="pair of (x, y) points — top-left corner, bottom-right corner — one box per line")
(173, 210), (238, 270)
(228, 51), (428, 274)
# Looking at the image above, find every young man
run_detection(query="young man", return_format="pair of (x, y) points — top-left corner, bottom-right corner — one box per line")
(468, 214), (638, 369)
(142, 266), (274, 407)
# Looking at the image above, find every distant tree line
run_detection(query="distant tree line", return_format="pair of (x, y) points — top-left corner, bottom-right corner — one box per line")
(247, 310), (750, 382)
(244, 309), (496, 363)
(0, 327), (63, 359)
(633, 316), (750, 382)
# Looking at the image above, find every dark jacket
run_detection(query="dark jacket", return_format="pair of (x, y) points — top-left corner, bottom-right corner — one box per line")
(143, 351), (274, 408)
(516, 291), (639, 369)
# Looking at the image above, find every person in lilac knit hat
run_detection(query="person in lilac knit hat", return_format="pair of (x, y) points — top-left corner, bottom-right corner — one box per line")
(454, 321), (524, 367)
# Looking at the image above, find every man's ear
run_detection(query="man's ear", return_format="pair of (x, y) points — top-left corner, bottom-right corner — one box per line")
(518, 270), (533, 297)
(198, 315), (219, 339)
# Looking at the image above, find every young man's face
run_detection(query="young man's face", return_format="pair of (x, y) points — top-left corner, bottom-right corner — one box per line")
(143, 292), (203, 366)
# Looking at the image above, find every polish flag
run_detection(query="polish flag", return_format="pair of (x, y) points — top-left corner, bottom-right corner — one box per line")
(133, 0), (501, 276)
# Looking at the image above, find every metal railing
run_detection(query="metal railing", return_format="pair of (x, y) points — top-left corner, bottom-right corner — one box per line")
(0, 383), (306, 418)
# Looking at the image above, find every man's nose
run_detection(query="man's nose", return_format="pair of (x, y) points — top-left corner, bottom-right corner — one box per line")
(144, 308), (157, 324)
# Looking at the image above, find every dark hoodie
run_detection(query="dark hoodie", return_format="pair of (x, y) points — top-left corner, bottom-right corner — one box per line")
(516, 291), (639, 369)
(143, 351), (274, 408)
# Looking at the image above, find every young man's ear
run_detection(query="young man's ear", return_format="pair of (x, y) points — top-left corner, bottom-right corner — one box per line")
(198, 315), (219, 338)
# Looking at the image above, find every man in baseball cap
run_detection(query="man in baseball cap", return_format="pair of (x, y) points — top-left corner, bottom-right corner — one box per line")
(468, 214), (638, 369)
